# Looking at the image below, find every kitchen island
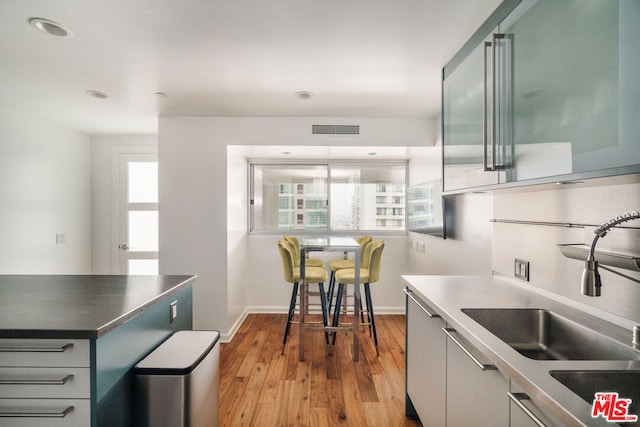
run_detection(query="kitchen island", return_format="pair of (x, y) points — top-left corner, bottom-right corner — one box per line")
(0, 275), (195, 427)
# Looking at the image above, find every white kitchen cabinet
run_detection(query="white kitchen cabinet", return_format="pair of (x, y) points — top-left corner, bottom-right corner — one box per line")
(405, 289), (446, 426)
(509, 381), (560, 427)
(0, 339), (90, 426)
(445, 328), (510, 427)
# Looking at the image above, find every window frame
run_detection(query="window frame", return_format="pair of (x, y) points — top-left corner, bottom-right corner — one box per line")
(248, 159), (409, 235)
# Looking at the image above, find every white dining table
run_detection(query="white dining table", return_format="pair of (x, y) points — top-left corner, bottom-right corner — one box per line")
(299, 236), (361, 361)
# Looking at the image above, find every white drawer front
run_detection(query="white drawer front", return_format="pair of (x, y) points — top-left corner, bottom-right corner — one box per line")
(0, 399), (90, 427)
(0, 339), (89, 367)
(0, 367), (90, 398)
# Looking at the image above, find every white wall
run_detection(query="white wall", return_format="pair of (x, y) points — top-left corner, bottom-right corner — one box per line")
(159, 116), (436, 338)
(227, 146), (249, 331)
(90, 134), (158, 273)
(407, 115), (494, 277)
(0, 107), (91, 273)
(408, 193), (494, 276)
(492, 178), (640, 324)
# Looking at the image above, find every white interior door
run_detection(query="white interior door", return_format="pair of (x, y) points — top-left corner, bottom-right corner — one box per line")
(114, 152), (158, 274)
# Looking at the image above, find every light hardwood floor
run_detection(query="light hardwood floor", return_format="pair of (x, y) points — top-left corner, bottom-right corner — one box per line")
(219, 313), (420, 427)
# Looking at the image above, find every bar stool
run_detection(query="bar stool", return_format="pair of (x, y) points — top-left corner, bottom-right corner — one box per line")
(277, 239), (329, 354)
(284, 235), (325, 268)
(331, 240), (384, 355)
(327, 235), (372, 311)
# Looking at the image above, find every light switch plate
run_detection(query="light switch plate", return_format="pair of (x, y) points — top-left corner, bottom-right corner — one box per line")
(515, 259), (530, 281)
(170, 301), (178, 323)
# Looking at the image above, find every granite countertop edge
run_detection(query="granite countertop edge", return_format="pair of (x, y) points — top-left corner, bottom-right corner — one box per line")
(0, 275), (196, 340)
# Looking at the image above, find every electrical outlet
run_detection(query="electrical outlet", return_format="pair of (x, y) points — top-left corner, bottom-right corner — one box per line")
(170, 301), (178, 323)
(417, 241), (426, 254)
(515, 259), (530, 281)
(56, 233), (66, 244)
(409, 239), (413, 249)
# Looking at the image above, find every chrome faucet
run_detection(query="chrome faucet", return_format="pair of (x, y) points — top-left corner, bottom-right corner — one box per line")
(581, 210), (640, 297)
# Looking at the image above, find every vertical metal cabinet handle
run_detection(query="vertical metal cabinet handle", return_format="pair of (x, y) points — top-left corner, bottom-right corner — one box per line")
(508, 392), (547, 427)
(0, 406), (74, 418)
(442, 327), (496, 371)
(483, 40), (492, 171)
(403, 288), (440, 318)
(0, 374), (74, 385)
(0, 343), (73, 353)
(492, 33), (506, 171)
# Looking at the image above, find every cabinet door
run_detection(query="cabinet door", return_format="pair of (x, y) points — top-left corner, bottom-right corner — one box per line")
(443, 38), (506, 192)
(0, 399), (90, 427)
(446, 330), (509, 427)
(503, 0), (640, 182)
(509, 381), (559, 427)
(406, 291), (446, 426)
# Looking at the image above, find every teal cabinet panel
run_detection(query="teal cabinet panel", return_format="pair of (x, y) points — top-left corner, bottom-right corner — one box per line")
(94, 285), (193, 427)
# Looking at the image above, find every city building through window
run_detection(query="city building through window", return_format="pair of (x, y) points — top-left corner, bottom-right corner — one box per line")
(250, 162), (407, 232)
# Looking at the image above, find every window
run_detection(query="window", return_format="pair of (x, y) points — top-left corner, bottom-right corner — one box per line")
(250, 162), (407, 232)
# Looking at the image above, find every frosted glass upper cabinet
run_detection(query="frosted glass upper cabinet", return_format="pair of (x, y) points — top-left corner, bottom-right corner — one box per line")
(504, 0), (639, 182)
(443, 0), (518, 192)
(443, 0), (640, 193)
(443, 38), (504, 191)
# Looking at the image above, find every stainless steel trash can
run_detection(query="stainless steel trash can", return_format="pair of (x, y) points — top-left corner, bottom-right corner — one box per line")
(134, 330), (220, 427)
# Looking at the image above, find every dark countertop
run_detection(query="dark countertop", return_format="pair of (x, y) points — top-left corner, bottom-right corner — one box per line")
(402, 275), (640, 427)
(0, 275), (196, 339)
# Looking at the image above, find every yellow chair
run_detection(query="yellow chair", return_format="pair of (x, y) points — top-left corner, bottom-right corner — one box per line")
(332, 240), (384, 354)
(277, 239), (329, 353)
(284, 235), (325, 268)
(327, 235), (372, 309)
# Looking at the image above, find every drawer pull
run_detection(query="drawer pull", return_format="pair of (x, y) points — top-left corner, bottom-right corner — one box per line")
(0, 374), (74, 385)
(404, 288), (440, 318)
(508, 392), (547, 427)
(0, 343), (73, 353)
(442, 327), (496, 371)
(0, 405), (74, 418)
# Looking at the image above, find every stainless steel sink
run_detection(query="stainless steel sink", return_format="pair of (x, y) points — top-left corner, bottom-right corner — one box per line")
(461, 308), (640, 361)
(550, 371), (640, 423)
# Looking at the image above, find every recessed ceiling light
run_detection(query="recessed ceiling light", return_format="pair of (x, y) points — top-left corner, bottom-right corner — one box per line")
(155, 92), (168, 98)
(86, 90), (108, 99)
(295, 91), (312, 100)
(368, 152), (377, 156)
(282, 151), (291, 155)
(29, 17), (72, 37)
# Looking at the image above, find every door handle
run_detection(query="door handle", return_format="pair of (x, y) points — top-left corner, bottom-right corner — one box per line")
(483, 40), (491, 171)
(484, 33), (506, 172)
(118, 244), (130, 251)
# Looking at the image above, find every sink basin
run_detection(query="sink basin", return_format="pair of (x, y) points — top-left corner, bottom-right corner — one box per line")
(550, 371), (640, 423)
(461, 308), (640, 361)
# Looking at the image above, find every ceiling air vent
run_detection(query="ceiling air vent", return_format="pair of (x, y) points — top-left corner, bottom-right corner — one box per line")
(312, 125), (360, 135)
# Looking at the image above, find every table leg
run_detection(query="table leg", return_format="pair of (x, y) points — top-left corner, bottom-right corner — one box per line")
(299, 250), (306, 361)
(352, 249), (360, 361)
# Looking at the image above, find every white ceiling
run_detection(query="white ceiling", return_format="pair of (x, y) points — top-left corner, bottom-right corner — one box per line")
(0, 0), (501, 135)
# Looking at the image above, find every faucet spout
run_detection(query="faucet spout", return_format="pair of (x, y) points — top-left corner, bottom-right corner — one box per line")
(581, 259), (601, 296)
(581, 211), (640, 297)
